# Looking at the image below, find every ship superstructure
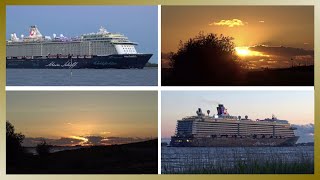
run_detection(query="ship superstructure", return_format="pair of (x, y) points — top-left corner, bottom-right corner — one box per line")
(170, 104), (299, 147)
(6, 26), (152, 69)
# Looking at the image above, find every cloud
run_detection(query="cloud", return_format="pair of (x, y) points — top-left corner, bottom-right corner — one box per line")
(249, 45), (313, 57)
(200, 98), (220, 106)
(292, 124), (314, 143)
(242, 45), (314, 69)
(295, 55), (313, 60)
(209, 19), (245, 27)
(83, 136), (105, 145)
(101, 131), (111, 135)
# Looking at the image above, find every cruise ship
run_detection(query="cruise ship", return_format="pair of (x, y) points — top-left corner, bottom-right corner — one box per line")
(6, 26), (152, 69)
(170, 104), (299, 147)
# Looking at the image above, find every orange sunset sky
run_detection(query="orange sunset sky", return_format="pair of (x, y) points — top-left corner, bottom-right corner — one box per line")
(7, 91), (158, 146)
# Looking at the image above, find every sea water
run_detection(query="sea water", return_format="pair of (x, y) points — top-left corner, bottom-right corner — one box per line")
(161, 146), (314, 173)
(7, 68), (157, 86)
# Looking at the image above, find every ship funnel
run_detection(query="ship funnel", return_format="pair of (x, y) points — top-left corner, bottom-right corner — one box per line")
(29, 25), (42, 38)
(53, 34), (56, 38)
(196, 108), (204, 116)
(11, 33), (19, 41)
(216, 104), (225, 115)
(98, 26), (109, 34)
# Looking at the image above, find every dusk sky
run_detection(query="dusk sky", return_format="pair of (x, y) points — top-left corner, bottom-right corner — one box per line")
(162, 91), (314, 138)
(6, 6), (158, 63)
(7, 91), (157, 146)
(162, 6), (314, 68)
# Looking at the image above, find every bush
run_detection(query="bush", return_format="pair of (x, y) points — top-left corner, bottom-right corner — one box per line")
(36, 140), (51, 157)
(169, 32), (243, 85)
(6, 121), (25, 160)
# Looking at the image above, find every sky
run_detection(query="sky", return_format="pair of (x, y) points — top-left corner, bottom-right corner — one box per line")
(162, 6), (314, 69)
(7, 91), (158, 146)
(162, 91), (314, 139)
(6, 6), (158, 63)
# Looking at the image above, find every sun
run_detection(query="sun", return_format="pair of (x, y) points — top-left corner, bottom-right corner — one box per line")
(235, 46), (270, 57)
(235, 47), (251, 56)
(70, 136), (89, 145)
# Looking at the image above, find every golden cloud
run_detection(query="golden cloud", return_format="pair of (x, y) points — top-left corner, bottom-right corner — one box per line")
(209, 19), (245, 27)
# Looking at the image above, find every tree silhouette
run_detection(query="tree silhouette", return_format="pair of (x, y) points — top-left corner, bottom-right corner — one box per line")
(6, 121), (26, 161)
(169, 32), (243, 85)
(36, 140), (51, 157)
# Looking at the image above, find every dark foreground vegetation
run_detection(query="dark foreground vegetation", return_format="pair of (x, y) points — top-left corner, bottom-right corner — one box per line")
(163, 159), (314, 174)
(7, 121), (158, 174)
(162, 32), (313, 86)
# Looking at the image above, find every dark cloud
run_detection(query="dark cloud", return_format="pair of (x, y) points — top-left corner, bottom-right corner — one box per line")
(104, 137), (150, 145)
(249, 45), (313, 57)
(292, 124), (314, 143)
(243, 45), (314, 69)
(83, 136), (104, 145)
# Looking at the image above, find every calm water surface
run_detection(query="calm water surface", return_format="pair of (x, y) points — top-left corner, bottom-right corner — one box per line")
(7, 68), (157, 86)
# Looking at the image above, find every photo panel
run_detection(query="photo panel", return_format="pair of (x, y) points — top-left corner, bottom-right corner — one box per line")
(6, 91), (158, 174)
(6, 5), (158, 86)
(161, 90), (314, 174)
(161, 6), (314, 86)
